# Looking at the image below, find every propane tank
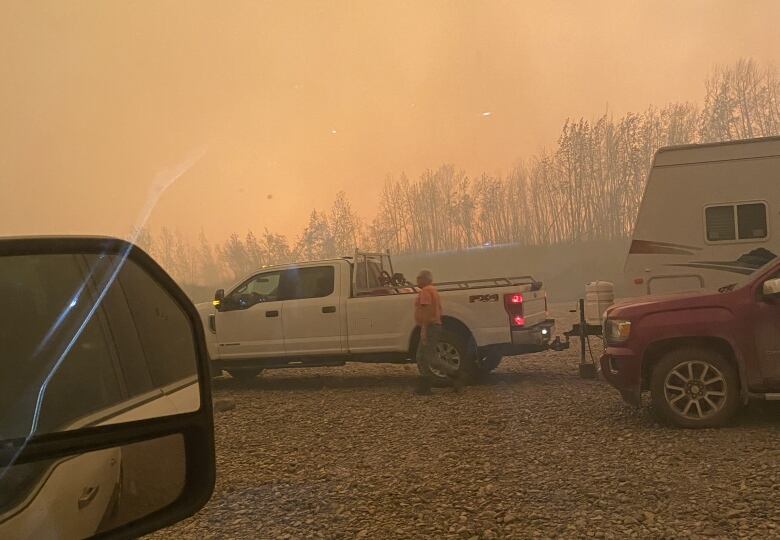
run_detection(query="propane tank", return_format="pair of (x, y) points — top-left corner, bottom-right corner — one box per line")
(584, 281), (614, 326)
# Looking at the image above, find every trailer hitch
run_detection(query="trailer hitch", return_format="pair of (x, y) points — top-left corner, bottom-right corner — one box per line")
(548, 336), (570, 351)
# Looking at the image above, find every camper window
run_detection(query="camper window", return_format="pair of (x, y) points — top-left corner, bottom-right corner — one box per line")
(737, 203), (768, 239)
(705, 202), (768, 242)
(705, 205), (736, 241)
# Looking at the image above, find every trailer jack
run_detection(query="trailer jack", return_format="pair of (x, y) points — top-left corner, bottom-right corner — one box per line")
(560, 298), (603, 380)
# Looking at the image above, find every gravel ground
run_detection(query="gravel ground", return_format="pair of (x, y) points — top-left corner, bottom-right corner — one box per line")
(150, 305), (780, 539)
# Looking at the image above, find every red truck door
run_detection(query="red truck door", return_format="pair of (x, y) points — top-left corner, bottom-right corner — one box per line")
(751, 270), (780, 387)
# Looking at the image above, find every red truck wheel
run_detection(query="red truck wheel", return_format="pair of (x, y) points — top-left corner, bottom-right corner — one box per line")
(650, 347), (740, 428)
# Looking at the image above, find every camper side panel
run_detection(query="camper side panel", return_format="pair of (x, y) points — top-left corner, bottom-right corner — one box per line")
(624, 152), (780, 298)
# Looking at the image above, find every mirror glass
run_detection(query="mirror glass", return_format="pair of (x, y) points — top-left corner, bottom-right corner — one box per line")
(0, 434), (185, 540)
(0, 253), (200, 442)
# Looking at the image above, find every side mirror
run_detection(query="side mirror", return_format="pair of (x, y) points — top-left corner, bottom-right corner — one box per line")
(0, 237), (215, 539)
(213, 288), (225, 310)
(762, 277), (780, 297)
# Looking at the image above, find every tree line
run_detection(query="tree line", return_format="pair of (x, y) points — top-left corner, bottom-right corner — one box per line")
(136, 59), (780, 285)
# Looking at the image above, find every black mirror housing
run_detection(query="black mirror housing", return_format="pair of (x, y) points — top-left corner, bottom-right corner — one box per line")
(214, 288), (225, 311)
(0, 236), (215, 540)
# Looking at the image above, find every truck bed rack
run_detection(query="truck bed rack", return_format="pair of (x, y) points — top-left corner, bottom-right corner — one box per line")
(355, 275), (541, 297)
(434, 275), (540, 291)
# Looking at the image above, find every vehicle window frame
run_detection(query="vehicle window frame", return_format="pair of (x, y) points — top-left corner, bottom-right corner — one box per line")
(279, 265), (336, 300)
(353, 260), (385, 293)
(223, 270), (283, 310)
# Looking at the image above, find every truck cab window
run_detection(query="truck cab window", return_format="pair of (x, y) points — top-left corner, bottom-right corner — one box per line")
(92, 256), (156, 399)
(280, 266), (335, 300)
(0, 254), (124, 439)
(119, 260), (199, 389)
(38, 307), (123, 434)
(225, 271), (283, 309)
(354, 261), (383, 290)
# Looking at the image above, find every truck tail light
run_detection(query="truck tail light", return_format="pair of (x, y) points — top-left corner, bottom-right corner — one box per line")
(506, 293), (523, 304)
(504, 292), (524, 327)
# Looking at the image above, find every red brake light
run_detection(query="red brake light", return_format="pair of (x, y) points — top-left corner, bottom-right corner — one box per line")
(504, 292), (525, 327)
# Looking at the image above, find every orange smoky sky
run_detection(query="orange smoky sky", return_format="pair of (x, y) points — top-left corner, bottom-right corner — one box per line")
(2, 0), (780, 244)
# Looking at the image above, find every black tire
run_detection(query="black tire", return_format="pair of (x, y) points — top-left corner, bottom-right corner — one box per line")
(650, 347), (740, 428)
(227, 368), (262, 380)
(416, 328), (477, 386)
(475, 352), (502, 375)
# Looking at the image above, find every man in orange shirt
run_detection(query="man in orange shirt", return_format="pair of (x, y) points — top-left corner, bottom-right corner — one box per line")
(414, 269), (461, 394)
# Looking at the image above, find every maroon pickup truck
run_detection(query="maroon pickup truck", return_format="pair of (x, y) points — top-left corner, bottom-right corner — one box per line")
(601, 258), (780, 428)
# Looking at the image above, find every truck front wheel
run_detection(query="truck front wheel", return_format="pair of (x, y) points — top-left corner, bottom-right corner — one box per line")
(416, 328), (477, 386)
(650, 347), (740, 428)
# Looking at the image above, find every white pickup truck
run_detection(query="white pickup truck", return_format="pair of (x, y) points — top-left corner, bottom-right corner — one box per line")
(197, 251), (558, 383)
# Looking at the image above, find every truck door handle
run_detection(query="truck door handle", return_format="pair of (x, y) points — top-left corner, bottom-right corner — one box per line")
(78, 485), (100, 509)
(265, 310), (279, 318)
(322, 306), (336, 313)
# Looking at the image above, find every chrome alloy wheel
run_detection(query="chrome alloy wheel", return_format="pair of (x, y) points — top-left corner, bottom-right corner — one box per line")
(663, 360), (727, 420)
(429, 341), (461, 377)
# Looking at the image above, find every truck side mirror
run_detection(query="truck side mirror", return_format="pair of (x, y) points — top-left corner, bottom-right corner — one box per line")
(0, 236), (215, 539)
(213, 288), (225, 310)
(762, 278), (780, 297)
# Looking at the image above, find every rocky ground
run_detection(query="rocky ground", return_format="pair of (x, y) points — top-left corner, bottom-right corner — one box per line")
(150, 306), (780, 539)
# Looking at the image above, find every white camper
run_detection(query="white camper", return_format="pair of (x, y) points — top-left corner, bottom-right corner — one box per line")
(622, 135), (780, 299)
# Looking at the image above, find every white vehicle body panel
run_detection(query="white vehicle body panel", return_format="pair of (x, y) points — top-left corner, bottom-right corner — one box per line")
(0, 383), (198, 540)
(282, 263), (346, 356)
(213, 299), (285, 358)
(0, 447), (121, 540)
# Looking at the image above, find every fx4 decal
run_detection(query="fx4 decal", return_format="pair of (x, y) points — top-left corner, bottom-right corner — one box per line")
(469, 294), (499, 303)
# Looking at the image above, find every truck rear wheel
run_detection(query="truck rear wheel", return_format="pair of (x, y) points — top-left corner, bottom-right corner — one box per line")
(416, 328), (477, 386)
(650, 347), (740, 428)
(226, 368), (263, 381)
